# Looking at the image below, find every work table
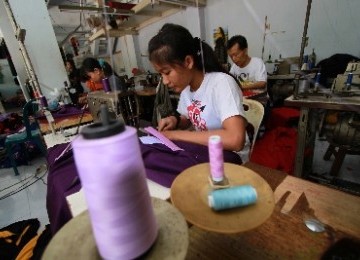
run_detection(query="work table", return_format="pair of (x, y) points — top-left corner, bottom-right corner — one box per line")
(186, 162), (360, 259)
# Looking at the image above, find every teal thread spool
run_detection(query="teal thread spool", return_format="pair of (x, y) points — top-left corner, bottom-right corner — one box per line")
(208, 185), (257, 211)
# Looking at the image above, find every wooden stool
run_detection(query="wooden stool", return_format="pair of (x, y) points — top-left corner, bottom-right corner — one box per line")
(323, 143), (360, 177)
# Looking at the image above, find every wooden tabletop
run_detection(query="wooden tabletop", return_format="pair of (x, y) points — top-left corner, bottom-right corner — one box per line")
(38, 112), (93, 134)
(135, 87), (157, 97)
(268, 73), (296, 80)
(285, 94), (360, 111)
(185, 162), (360, 259)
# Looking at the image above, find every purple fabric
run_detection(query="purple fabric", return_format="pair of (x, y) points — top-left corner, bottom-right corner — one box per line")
(0, 113), (14, 122)
(46, 143), (81, 235)
(141, 140), (242, 187)
(46, 141), (242, 235)
(38, 105), (87, 119)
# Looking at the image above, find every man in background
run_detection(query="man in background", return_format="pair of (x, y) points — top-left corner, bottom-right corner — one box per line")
(227, 35), (268, 104)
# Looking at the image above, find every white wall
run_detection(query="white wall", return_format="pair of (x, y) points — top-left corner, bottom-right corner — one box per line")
(2, 0), (359, 89)
(47, 5), (83, 44)
(134, 0), (360, 72)
(0, 0), (69, 100)
(118, 35), (138, 76)
(0, 59), (21, 99)
(0, 2), (30, 100)
(135, 7), (205, 72)
(307, 0), (360, 60)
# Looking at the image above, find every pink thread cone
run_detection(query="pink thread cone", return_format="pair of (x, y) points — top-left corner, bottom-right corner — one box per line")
(208, 135), (224, 181)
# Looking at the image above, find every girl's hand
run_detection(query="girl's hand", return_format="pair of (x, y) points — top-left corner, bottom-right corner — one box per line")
(158, 116), (177, 131)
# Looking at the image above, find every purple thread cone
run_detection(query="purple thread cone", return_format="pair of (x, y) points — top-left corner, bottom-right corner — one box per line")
(39, 96), (48, 108)
(102, 77), (111, 92)
(208, 135), (224, 181)
(72, 126), (157, 259)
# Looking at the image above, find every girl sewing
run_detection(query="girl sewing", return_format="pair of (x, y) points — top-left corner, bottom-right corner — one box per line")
(148, 23), (246, 152)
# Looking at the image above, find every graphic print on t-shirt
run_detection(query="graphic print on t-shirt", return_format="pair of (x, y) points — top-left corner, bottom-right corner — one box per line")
(237, 73), (256, 87)
(187, 99), (207, 131)
(237, 73), (251, 83)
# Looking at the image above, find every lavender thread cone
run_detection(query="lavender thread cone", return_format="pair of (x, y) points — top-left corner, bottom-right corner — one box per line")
(72, 126), (158, 259)
(209, 135), (224, 181)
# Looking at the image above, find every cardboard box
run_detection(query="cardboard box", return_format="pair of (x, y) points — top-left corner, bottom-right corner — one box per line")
(277, 56), (300, 75)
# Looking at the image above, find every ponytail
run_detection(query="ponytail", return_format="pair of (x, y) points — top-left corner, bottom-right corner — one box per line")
(192, 37), (226, 73)
(193, 37), (240, 86)
(98, 58), (105, 69)
(98, 58), (118, 78)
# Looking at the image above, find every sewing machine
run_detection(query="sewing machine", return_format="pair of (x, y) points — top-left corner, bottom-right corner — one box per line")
(331, 62), (360, 95)
(292, 61), (360, 98)
(87, 90), (140, 127)
(285, 62), (360, 193)
(270, 62), (360, 105)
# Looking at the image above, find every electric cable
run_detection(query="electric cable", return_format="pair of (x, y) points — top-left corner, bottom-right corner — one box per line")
(0, 174), (34, 193)
(0, 164), (48, 201)
(0, 170), (47, 200)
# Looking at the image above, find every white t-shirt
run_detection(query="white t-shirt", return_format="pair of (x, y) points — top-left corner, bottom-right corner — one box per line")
(230, 57), (267, 86)
(177, 72), (244, 131)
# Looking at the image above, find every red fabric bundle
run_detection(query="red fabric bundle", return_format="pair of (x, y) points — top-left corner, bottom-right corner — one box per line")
(266, 107), (300, 130)
(251, 127), (297, 175)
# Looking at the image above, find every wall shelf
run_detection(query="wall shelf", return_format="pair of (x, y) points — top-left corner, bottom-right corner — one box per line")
(88, 0), (206, 41)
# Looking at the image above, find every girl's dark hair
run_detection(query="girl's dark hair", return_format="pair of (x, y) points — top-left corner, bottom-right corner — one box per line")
(148, 23), (226, 74)
(80, 57), (115, 78)
(65, 59), (77, 69)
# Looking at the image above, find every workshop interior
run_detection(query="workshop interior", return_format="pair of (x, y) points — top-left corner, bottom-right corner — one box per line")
(0, 0), (359, 259)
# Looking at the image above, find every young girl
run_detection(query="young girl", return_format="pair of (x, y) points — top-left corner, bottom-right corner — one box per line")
(81, 57), (127, 92)
(148, 23), (246, 152)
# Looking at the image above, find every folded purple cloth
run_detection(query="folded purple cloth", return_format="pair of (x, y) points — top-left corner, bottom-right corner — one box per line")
(37, 105), (86, 119)
(46, 143), (80, 235)
(46, 140), (242, 234)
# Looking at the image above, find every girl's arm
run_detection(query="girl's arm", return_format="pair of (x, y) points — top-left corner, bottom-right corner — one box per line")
(162, 115), (246, 151)
(158, 114), (191, 131)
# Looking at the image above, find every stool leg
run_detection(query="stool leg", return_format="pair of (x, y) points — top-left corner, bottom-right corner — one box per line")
(323, 144), (335, 161)
(6, 144), (20, 176)
(329, 148), (346, 177)
(34, 137), (47, 156)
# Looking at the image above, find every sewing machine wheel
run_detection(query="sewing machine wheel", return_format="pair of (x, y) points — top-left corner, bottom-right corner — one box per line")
(321, 111), (360, 146)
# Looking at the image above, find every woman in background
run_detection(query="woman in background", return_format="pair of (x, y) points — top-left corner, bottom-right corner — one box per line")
(65, 59), (84, 104)
(148, 23), (246, 152)
(80, 57), (127, 92)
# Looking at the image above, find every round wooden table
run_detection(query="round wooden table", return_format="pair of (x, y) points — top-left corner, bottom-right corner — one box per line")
(171, 163), (275, 234)
(42, 197), (188, 259)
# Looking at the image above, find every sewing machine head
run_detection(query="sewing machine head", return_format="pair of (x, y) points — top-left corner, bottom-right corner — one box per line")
(87, 90), (140, 128)
(331, 62), (360, 95)
(293, 61), (360, 99)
